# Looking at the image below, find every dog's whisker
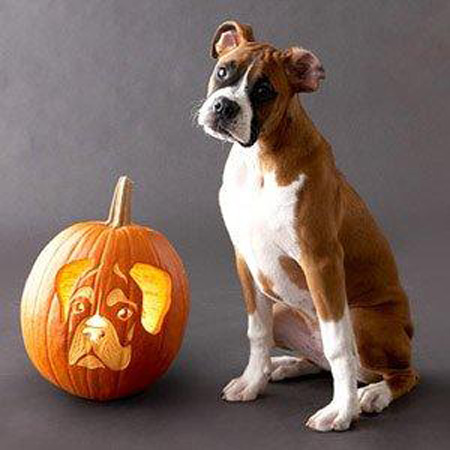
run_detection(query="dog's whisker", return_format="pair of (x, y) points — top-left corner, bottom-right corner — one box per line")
(190, 98), (205, 127)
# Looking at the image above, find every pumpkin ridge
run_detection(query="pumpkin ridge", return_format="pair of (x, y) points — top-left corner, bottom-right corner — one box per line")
(157, 231), (189, 372)
(49, 224), (105, 394)
(166, 238), (190, 367)
(30, 224), (96, 385)
(134, 227), (170, 379)
(68, 226), (110, 399)
(161, 236), (190, 324)
(22, 223), (87, 364)
(130, 226), (165, 383)
(167, 241), (190, 340)
(84, 226), (116, 400)
(112, 227), (135, 397)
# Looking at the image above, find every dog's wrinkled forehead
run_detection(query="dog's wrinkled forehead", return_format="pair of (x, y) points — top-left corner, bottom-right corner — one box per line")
(207, 45), (280, 97)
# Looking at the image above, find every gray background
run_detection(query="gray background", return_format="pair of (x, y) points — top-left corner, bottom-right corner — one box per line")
(1, 1), (449, 449)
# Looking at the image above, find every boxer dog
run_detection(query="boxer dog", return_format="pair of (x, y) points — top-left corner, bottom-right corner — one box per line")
(197, 20), (418, 431)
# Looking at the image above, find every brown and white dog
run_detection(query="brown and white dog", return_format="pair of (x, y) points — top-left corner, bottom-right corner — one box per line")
(197, 20), (418, 432)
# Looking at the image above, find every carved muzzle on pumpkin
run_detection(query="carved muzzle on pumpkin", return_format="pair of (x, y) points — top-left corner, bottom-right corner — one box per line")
(56, 259), (172, 371)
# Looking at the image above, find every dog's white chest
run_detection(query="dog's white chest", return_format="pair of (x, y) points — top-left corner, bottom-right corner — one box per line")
(219, 143), (315, 316)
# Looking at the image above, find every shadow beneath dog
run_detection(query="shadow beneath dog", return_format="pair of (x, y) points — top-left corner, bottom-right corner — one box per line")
(269, 369), (450, 433)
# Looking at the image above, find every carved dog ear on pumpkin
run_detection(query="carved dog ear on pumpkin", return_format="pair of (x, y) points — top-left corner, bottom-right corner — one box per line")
(56, 259), (93, 322)
(130, 263), (172, 335)
(282, 47), (325, 93)
(210, 20), (255, 59)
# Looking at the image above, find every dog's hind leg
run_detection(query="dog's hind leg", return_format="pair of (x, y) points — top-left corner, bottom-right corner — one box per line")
(352, 304), (419, 414)
(358, 368), (419, 413)
(270, 356), (322, 381)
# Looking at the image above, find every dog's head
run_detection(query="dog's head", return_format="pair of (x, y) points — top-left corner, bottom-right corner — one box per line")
(197, 20), (325, 147)
(55, 259), (171, 371)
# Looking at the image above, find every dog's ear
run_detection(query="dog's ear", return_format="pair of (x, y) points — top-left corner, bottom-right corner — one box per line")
(210, 20), (255, 59)
(129, 263), (172, 335)
(56, 259), (93, 322)
(282, 47), (325, 93)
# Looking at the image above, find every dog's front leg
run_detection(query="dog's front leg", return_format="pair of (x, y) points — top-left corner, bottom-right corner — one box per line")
(222, 255), (273, 402)
(300, 241), (360, 431)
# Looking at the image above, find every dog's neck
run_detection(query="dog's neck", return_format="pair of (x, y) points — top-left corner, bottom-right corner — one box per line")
(256, 96), (333, 184)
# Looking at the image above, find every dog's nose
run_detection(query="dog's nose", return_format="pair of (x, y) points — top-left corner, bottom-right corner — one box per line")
(83, 327), (105, 342)
(213, 97), (240, 120)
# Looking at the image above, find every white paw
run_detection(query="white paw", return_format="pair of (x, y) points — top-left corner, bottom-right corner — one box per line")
(270, 356), (321, 382)
(306, 401), (360, 432)
(358, 381), (392, 413)
(221, 374), (268, 402)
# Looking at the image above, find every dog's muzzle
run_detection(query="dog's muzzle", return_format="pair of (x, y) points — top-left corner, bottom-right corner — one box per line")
(198, 96), (242, 142)
(198, 87), (254, 146)
(69, 315), (132, 371)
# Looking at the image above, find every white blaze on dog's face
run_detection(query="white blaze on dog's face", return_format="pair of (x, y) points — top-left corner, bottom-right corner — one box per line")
(197, 20), (325, 147)
(198, 62), (255, 145)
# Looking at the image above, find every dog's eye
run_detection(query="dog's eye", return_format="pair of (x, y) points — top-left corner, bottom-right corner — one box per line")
(117, 307), (133, 321)
(72, 300), (86, 314)
(254, 81), (275, 100)
(217, 66), (227, 79)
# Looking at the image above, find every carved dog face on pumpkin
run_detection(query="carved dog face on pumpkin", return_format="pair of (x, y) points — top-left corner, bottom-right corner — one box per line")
(55, 260), (172, 371)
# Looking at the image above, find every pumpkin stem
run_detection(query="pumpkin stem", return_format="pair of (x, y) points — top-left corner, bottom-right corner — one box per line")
(106, 176), (133, 228)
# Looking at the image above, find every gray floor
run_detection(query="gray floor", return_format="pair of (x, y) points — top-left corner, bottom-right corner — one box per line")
(2, 226), (449, 450)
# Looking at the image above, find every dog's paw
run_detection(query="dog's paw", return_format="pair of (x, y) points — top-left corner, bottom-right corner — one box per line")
(306, 401), (360, 432)
(358, 381), (392, 413)
(221, 375), (267, 402)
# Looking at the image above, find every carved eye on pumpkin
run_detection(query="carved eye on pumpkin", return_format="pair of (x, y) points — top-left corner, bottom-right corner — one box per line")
(72, 300), (86, 314)
(117, 306), (133, 321)
(107, 288), (136, 322)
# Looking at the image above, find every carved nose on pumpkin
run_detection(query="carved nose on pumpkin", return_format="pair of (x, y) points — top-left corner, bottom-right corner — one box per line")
(82, 327), (105, 342)
(83, 315), (107, 342)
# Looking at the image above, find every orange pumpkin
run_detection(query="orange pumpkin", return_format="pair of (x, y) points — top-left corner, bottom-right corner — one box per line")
(21, 176), (189, 400)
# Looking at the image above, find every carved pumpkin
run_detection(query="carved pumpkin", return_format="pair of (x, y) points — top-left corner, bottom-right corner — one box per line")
(21, 177), (189, 400)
